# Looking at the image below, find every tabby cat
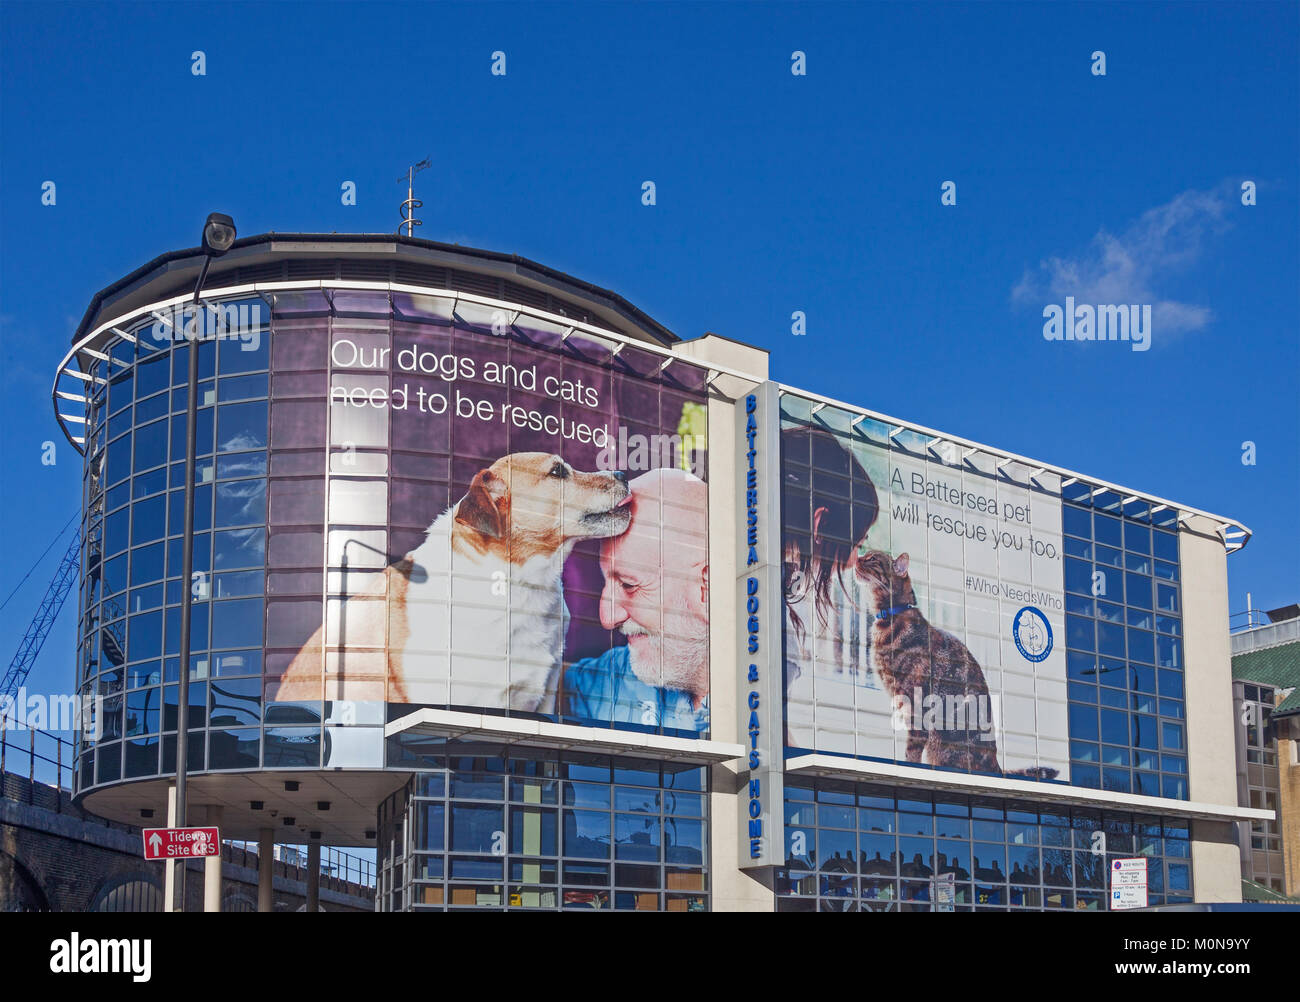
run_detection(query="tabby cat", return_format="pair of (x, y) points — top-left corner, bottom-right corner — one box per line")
(855, 549), (1057, 779)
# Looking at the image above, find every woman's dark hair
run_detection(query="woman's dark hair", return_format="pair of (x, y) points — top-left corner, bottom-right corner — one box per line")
(782, 425), (880, 619)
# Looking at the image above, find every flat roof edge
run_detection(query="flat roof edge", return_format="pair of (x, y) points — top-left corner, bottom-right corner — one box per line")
(776, 381), (1252, 551)
(71, 232), (679, 349)
(385, 707), (744, 763)
(786, 754), (1273, 823)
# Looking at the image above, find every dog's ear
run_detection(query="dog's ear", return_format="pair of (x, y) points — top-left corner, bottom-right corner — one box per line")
(455, 470), (504, 540)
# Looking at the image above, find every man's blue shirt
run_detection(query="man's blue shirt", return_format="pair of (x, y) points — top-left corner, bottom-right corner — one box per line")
(561, 645), (709, 736)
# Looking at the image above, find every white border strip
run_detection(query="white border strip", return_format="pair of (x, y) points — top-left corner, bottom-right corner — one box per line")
(51, 279), (1251, 548)
(785, 754), (1273, 823)
(385, 707), (746, 763)
(775, 381), (1252, 550)
(50, 280), (765, 456)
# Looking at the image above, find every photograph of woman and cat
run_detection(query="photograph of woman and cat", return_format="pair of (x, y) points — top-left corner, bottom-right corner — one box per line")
(781, 424), (1067, 781)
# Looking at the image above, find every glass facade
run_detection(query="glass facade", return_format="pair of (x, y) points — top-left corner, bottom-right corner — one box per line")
(78, 299), (273, 791)
(1060, 483), (1187, 799)
(58, 250), (1240, 914)
(777, 779), (1193, 911)
(1238, 684), (1284, 891)
(74, 288), (712, 796)
(377, 745), (709, 911)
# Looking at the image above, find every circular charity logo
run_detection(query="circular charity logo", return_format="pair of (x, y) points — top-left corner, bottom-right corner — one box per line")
(1013, 606), (1053, 663)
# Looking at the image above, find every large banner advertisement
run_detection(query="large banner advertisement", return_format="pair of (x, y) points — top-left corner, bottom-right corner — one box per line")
(781, 395), (1069, 780)
(264, 303), (709, 739)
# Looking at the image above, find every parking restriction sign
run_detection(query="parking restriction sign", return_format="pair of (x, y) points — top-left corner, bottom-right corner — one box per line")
(1110, 857), (1148, 910)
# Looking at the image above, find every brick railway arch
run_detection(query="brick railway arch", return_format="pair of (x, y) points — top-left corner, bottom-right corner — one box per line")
(89, 870), (164, 912)
(0, 850), (50, 912)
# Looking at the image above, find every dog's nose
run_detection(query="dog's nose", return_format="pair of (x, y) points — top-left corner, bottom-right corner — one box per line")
(611, 471), (628, 483)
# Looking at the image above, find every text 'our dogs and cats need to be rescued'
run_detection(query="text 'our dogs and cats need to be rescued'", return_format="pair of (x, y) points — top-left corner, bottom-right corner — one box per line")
(329, 338), (611, 446)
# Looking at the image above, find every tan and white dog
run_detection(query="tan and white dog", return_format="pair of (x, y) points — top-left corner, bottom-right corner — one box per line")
(273, 453), (631, 711)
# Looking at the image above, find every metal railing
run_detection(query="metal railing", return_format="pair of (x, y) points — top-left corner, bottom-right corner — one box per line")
(1231, 615), (1300, 654)
(1231, 608), (1275, 632)
(0, 712), (76, 802)
(1, 715), (376, 892)
(226, 840), (376, 890)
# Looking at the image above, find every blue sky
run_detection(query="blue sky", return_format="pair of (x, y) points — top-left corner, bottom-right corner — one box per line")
(1, 1), (1296, 708)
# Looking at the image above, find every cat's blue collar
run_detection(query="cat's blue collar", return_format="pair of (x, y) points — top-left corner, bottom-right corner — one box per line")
(875, 603), (915, 621)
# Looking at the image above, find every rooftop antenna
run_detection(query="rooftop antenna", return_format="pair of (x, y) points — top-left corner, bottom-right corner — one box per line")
(397, 158), (432, 237)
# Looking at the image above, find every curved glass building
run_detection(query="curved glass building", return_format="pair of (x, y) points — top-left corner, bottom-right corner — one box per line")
(53, 232), (1265, 911)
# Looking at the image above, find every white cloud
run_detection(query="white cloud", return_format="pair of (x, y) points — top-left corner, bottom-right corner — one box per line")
(1012, 186), (1230, 335)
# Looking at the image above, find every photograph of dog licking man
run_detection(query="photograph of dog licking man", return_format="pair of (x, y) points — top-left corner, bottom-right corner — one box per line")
(265, 321), (710, 736)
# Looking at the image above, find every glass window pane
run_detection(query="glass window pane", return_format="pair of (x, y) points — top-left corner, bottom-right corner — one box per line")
(1094, 513), (1122, 547)
(263, 726), (320, 767)
(1062, 505), (1091, 539)
(134, 419), (169, 471)
(217, 400), (268, 453)
(818, 827), (857, 872)
(448, 804), (503, 853)
(207, 727), (259, 770)
(208, 676), (261, 727)
(509, 807), (557, 856)
(614, 813), (660, 861)
(563, 810), (612, 860)
(214, 479), (266, 528)
(213, 528), (265, 570)
(664, 817), (705, 865)
(210, 597), (264, 649)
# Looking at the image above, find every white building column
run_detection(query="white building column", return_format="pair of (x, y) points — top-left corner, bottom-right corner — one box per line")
(204, 805), (223, 912)
(164, 783), (177, 911)
(672, 333), (775, 913)
(1181, 515), (1244, 902)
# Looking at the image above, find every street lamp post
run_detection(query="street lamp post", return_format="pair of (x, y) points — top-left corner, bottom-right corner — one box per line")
(174, 212), (236, 911)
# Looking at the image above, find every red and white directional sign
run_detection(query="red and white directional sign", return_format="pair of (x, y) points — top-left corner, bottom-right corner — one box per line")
(1110, 857), (1149, 910)
(142, 827), (220, 860)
